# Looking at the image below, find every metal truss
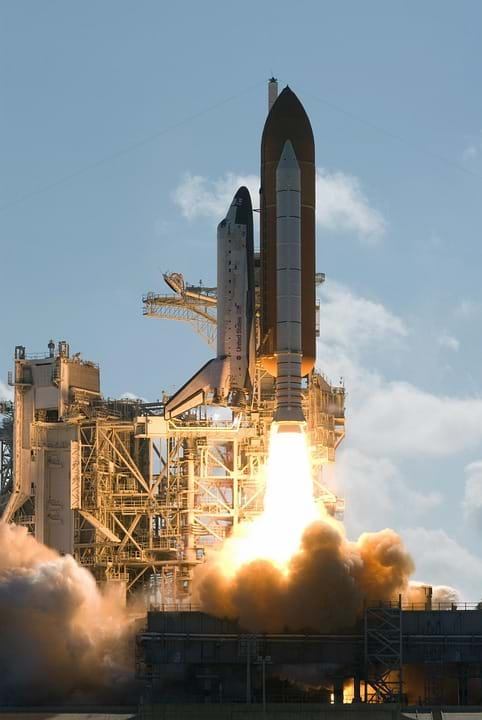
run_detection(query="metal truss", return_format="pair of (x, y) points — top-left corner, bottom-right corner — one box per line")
(1, 266), (346, 601)
(2, 380), (344, 601)
(143, 273), (217, 348)
(69, 410), (267, 597)
(134, 411), (268, 589)
(137, 269), (346, 600)
(74, 419), (174, 592)
(364, 603), (403, 703)
(0, 401), (13, 499)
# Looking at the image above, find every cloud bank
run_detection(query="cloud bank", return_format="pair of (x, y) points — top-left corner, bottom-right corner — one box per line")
(172, 172), (259, 221)
(317, 280), (482, 599)
(318, 281), (482, 458)
(173, 169), (386, 242)
(463, 460), (482, 529)
(316, 169), (386, 242)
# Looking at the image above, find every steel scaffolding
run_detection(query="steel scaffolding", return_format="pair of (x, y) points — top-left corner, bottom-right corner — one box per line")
(364, 603), (403, 703)
(0, 401), (13, 506)
(65, 357), (343, 598)
(1, 260), (345, 600)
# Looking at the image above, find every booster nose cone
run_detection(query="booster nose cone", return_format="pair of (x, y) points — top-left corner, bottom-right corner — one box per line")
(276, 139), (300, 179)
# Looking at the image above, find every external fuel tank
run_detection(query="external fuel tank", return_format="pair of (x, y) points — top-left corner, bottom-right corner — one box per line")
(260, 86), (316, 377)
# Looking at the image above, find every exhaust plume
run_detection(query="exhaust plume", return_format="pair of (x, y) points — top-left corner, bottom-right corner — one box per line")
(0, 522), (136, 704)
(194, 520), (414, 633)
(193, 429), (415, 633)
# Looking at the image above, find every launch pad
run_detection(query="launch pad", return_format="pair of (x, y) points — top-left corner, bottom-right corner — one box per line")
(137, 605), (482, 706)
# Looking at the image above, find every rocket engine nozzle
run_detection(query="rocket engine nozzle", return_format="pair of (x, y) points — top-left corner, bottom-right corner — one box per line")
(272, 420), (305, 434)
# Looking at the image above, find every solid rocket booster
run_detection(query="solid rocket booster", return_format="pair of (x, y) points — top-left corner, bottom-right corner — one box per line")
(260, 87), (316, 378)
(273, 140), (305, 425)
(164, 187), (254, 420)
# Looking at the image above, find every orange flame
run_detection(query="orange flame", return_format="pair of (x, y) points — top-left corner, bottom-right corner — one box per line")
(212, 427), (337, 576)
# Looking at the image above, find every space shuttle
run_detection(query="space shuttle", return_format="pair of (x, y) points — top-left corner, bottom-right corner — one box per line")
(165, 82), (316, 430)
(164, 187), (255, 419)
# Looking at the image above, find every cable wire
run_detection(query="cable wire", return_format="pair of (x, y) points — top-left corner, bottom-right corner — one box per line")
(0, 80), (264, 213)
(301, 86), (482, 181)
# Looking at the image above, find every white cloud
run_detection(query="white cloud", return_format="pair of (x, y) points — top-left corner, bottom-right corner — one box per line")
(316, 169), (386, 243)
(462, 144), (478, 162)
(402, 527), (482, 600)
(463, 460), (482, 527)
(0, 382), (13, 402)
(462, 132), (482, 162)
(317, 280), (482, 600)
(172, 168), (387, 243)
(319, 280), (407, 351)
(350, 381), (482, 457)
(338, 448), (441, 539)
(454, 299), (479, 318)
(318, 281), (482, 457)
(438, 333), (459, 351)
(172, 172), (259, 221)
(119, 391), (148, 403)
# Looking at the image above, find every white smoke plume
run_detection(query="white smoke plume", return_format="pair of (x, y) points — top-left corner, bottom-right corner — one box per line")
(0, 381), (13, 402)
(0, 522), (137, 704)
(432, 584), (462, 606)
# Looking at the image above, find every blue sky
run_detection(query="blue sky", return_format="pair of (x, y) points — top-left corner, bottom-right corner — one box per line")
(2, 0), (482, 597)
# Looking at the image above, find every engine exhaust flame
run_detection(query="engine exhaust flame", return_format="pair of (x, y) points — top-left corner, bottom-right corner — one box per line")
(216, 427), (321, 574)
(193, 428), (415, 632)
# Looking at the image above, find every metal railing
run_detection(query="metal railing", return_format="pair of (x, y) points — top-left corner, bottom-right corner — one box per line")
(374, 600), (481, 611)
(146, 603), (204, 612)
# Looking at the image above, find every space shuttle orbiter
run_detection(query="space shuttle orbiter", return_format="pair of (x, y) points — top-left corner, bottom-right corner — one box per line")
(164, 186), (255, 420)
(165, 85), (317, 431)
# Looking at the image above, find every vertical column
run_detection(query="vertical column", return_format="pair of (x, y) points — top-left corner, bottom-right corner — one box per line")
(353, 674), (362, 703)
(333, 677), (344, 705)
(268, 77), (278, 111)
(458, 664), (469, 705)
(185, 441), (196, 564)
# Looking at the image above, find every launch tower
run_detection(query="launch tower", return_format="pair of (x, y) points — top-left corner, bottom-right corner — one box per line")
(0, 81), (345, 602)
(139, 81), (346, 599)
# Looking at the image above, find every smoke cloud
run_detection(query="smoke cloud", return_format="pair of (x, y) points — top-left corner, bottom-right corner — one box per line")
(432, 584), (462, 606)
(0, 522), (137, 705)
(194, 519), (414, 633)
